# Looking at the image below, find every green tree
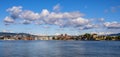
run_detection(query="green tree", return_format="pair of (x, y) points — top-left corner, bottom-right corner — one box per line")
(105, 36), (112, 40)
(83, 33), (92, 40)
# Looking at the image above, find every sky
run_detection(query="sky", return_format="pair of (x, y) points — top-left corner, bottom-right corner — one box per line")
(0, 0), (120, 35)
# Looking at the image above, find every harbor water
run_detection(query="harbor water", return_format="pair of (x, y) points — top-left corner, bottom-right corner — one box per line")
(0, 40), (120, 57)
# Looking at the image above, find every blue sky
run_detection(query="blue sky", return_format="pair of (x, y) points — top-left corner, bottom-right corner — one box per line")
(0, 0), (120, 35)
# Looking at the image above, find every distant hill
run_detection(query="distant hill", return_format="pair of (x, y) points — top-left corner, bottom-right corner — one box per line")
(0, 32), (32, 36)
(108, 33), (120, 36)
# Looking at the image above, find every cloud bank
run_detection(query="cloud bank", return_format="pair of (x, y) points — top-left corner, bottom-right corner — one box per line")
(3, 5), (120, 30)
(104, 21), (120, 29)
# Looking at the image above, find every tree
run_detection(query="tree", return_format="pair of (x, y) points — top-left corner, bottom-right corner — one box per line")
(105, 36), (112, 40)
(83, 33), (92, 40)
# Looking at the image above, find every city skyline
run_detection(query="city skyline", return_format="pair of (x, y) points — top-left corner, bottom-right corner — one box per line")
(0, 0), (120, 35)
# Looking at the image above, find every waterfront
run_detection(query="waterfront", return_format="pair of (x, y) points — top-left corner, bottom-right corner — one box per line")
(0, 40), (120, 57)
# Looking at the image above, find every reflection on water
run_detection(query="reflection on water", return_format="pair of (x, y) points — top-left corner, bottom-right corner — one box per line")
(0, 40), (120, 57)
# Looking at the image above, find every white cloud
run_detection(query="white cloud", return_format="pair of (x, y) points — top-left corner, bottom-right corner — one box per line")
(99, 18), (104, 22)
(63, 11), (84, 19)
(84, 24), (94, 29)
(4, 5), (95, 30)
(54, 19), (65, 26)
(7, 6), (22, 19)
(34, 20), (44, 25)
(2, 29), (8, 32)
(91, 32), (114, 35)
(104, 21), (120, 29)
(3, 5), (120, 34)
(77, 24), (96, 30)
(55, 33), (60, 35)
(70, 17), (89, 27)
(19, 10), (40, 21)
(21, 20), (31, 24)
(43, 12), (84, 26)
(53, 4), (60, 11)
(4, 16), (14, 23)
(2, 29), (13, 33)
(48, 12), (63, 19)
(41, 9), (49, 17)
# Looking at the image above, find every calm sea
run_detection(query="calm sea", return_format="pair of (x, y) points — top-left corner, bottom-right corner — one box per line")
(0, 40), (120, 57)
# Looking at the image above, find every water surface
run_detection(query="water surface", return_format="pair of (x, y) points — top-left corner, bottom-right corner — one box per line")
(0, 40), (120, 57)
